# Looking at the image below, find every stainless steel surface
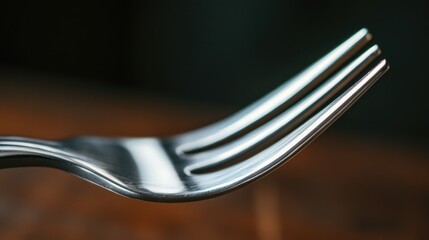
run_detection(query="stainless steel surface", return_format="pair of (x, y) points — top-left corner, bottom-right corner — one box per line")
(0, 29), (389, 202)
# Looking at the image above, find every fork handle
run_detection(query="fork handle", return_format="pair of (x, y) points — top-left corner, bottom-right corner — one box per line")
(0, 137), (70, 168)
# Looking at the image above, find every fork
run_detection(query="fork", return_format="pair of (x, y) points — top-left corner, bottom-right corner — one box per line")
(0, 28), (389, 202)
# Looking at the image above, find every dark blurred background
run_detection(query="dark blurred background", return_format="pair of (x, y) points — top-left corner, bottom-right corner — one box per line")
(1, 0), (428, 142)
(0, 1), (428, 239)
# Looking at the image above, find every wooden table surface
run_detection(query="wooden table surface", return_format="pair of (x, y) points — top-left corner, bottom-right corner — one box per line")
(0, 71), (428, 239)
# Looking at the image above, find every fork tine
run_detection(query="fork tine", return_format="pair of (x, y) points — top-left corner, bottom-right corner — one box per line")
(174, 29), (373, 152)
(190, 60), (389, 184)
(185, 45), (381, 168)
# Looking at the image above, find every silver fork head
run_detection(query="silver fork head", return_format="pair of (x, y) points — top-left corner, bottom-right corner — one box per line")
(173, 28), (373, 153)
(0, 29), (389, 202)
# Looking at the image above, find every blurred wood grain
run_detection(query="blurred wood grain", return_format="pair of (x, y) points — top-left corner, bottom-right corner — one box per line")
(0, 71), (428, 239)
